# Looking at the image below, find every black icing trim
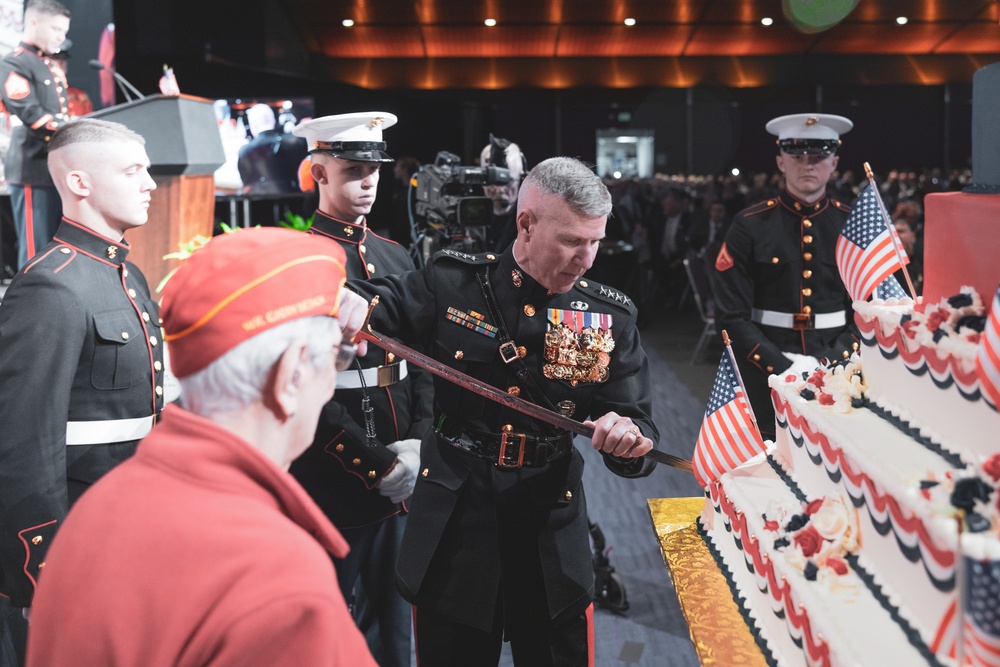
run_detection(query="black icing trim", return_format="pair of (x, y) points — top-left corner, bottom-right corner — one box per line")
(766, 454), (808, 502)
(695, 517), (782, 667)
(845, 554), (947, 667)
(766, 453), (950, 664)
(962, 182), (1000, 194)
(863, 403), (965, 468)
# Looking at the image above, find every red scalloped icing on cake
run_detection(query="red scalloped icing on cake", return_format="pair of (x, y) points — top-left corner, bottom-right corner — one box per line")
(774, 393), (956, 584)
(709, 481), (833, 666)
(856, 312), (982, 398)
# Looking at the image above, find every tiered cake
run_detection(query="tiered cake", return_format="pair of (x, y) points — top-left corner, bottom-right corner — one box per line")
(701, 221), (1000, 666)
(699, 122), (1000, 666)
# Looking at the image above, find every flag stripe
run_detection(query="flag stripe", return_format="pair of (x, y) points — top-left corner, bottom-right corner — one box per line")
(692, 351), (767, 488)
(977, 286), (1000, 407)
(835, 185), (905, 303)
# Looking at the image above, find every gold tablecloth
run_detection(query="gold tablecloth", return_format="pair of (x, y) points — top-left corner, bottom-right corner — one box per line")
(647, 497), (768, 666)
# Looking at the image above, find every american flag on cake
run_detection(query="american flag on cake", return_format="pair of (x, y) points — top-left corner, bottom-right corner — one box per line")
(976, 284), (1000, 408)
(836, 185), (905, 302)
(964, 556), (1000, 666)
(692, 351), (766, 488)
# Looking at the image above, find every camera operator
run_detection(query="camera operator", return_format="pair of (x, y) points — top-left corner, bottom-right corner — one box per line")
(410, 151), (510, 264)
(479, 134), (527, 252)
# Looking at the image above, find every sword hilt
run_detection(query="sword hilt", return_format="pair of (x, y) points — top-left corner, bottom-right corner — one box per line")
(359, 295), (382, 342)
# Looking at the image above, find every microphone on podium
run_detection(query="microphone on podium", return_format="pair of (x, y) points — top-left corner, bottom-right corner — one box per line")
(88, 60), (146, 103)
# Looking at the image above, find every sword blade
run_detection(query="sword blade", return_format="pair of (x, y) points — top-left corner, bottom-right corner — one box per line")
(356, 298), (693, 473)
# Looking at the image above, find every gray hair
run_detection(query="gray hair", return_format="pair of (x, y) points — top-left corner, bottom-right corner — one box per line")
(179, 316), (339, 418)
(522, 157), (611, 218)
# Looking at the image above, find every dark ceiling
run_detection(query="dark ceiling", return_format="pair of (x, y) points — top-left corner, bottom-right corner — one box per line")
(278, 0), (1000, 89)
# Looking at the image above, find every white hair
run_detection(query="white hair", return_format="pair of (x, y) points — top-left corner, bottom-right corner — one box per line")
(246, 103), (276, 138)
(179, 316), (339, 418)
(523, 157), (611, 218)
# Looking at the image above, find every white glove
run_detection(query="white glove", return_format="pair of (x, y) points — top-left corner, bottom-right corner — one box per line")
(782, 352), (821, 378)
(378, 438), (421, 504)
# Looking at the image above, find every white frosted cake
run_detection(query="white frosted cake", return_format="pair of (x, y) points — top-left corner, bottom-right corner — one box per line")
(699, 192), (1000, 667)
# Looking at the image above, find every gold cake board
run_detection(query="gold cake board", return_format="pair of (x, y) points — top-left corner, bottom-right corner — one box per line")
(648, 497), (768, 666)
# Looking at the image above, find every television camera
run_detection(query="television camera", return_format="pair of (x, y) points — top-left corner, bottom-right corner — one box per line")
(408, 151), (510, 266)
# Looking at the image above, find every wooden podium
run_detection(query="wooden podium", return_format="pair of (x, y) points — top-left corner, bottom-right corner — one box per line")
(89, 95), (224, 290)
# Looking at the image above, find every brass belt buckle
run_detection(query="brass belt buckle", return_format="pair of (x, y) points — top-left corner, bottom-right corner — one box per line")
(497, 429), (527, 468)
(376, 362), (400, 387)
(792, 312), (814, 331)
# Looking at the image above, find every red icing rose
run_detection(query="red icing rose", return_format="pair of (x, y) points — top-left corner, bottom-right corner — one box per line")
(793, 525), (823, 557)
(785, 374), (797, 383)
(764, 520), (780, 532)
(805, 499), (823, 515)
(966, 332), (981, 344)
(921, 488), (932, 501)
(807, 369), (826, 387)
(901, 319), (920, 339)
(818, 393), (835, 406)
(983, 454), (1000, 482)
(926, 309), (947, 332)
(827, 557), (849, 575)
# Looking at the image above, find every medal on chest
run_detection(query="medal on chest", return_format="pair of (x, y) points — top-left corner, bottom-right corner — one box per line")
(543, 308), (614, 384)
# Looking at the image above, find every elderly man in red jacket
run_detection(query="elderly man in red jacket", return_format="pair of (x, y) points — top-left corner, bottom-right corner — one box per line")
(25, 228), (377, 667)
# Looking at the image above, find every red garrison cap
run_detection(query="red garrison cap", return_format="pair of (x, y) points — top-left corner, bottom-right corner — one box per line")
(161, 227), (347, 378)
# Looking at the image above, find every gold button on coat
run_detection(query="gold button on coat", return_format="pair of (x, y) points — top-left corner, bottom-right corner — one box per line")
(121, 332), (129, 340)
(359, 244), (366, 254)
(156, 386), (163, 396)
(154, 361), (162, 372)
(803, 270), (813, 278)
(142, 312), (150, 322)
(336, 444), (345, 452)
(753, 353), (761, 361)
(421, 468), (430, 477)
(771, 257), (779, 264)
(803, 235), (813, 244)
(802, 288), (813, 296)
(507, 386), (521, 397)
(367, 263), (375, 273)
(352, 458), (361, 466)
(803, 252), (813, 261)
(128, 288), (137, 298)
(454, 350), (464, 360)
(803, 305), (812, 314)
(565, 491), (573, 501)
(802, 219), (813, 228)
(31, 536), (42, 545)
(149, 336), (158, 346)
(579, 281), (588, 288)
(524, 304), (535, 316)
(368, 471), (376, 479)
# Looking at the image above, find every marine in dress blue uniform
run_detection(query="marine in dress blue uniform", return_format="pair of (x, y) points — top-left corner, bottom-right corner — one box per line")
(289, 113), (432, 667)
(0, 218), (165, 607)
(710, 114), (860, 438)
(0, 0), (72, 269)
(352, 156), (660, 666)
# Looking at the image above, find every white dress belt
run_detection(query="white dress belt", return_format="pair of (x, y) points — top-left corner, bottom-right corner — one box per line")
(66, 415), (155, 445)
(751, 308), (847, 330)
(336, 360), (408, 390)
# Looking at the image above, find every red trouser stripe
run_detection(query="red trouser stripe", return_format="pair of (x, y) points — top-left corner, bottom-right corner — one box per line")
(585, 603), (595, 667)
(24, 185), (36, 259)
